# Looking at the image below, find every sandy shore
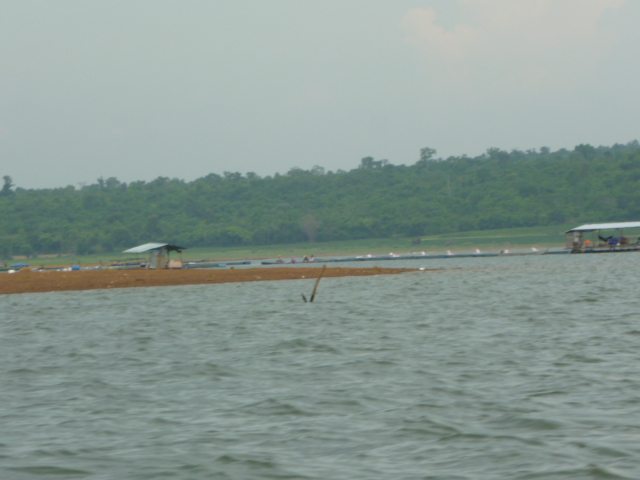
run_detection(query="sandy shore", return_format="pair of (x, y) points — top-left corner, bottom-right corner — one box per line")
(0, 266), (417, 295)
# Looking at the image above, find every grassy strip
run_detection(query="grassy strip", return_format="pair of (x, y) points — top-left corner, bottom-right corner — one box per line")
(6, 224), (571, 268)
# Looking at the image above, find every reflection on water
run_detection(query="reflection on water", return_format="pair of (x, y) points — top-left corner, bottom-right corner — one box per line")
(2, 253), (640, 479)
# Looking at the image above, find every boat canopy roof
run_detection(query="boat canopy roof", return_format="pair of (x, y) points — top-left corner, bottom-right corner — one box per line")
(122, 243), (186, 254)
(566, 222), (640, 233)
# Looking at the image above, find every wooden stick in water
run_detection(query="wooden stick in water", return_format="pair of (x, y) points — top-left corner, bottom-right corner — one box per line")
(309, 264), (327, 302)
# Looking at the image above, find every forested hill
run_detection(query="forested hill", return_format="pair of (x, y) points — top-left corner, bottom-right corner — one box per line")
(1, 141), (640, 257)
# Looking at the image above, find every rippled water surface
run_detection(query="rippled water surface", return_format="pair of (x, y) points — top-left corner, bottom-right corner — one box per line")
(2, 253), (640, 479)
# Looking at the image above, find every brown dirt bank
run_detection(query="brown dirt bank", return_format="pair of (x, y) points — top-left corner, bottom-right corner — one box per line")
(0, 266), (418, 295)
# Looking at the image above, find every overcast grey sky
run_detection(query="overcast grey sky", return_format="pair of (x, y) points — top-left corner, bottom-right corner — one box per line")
(1, 0), (638, 189)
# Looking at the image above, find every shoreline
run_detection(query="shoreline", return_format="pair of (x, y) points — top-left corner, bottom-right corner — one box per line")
(0, 266), (419, 295)
(4, 235), (565, 270)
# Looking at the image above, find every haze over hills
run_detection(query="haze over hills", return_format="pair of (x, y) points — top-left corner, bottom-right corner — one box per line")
(1, 141), (639, 258)
(2, 3), (639, 190)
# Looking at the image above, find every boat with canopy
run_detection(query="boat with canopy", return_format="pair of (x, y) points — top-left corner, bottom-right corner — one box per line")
(565, 222), (640, 252)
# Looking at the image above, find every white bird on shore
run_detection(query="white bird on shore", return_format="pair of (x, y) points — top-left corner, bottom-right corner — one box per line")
(475, 249), (481, 254)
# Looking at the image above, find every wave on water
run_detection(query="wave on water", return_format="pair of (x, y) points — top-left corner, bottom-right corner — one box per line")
(2, 254), (640, 479)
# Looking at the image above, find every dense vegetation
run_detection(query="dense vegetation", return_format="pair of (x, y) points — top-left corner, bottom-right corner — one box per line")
(2, 141), (640, 257)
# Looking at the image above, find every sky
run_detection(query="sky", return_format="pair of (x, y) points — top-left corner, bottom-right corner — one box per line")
(1, 0), (639, 189)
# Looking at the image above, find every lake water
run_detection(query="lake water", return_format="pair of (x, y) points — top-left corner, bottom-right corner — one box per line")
(1, 253), (640, 479)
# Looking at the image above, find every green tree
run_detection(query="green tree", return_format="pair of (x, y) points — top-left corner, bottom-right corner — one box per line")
(1, 176), (14, 195)
(301, 215), (321, 243)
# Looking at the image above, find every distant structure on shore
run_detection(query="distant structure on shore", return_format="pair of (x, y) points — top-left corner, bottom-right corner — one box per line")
(122, 243), (186, 269)
(565, 222), (640, 252)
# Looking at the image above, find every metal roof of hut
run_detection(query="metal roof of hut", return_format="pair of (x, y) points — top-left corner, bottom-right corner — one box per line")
(566, 222), (640, 233)
(122, 243), (186, 254)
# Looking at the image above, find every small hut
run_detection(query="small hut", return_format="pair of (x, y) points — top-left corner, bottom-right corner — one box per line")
(122, 243), (186, 269)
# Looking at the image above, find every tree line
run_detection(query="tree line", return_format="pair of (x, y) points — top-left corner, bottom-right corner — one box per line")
(1, 141), (640, 258)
